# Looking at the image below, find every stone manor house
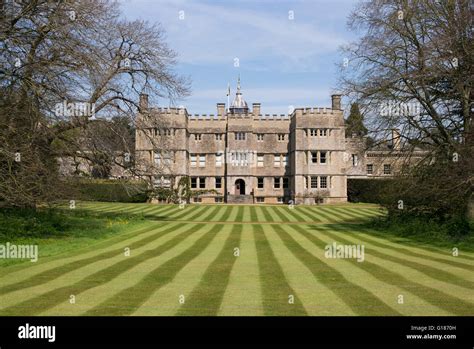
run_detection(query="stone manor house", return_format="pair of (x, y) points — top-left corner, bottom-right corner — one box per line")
(135, 80), (417, 204)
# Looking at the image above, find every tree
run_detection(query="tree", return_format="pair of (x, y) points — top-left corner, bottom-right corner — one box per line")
(345, 103), (368, 137)
(340, 0), (473, 221)
(0, 0), (190, 207)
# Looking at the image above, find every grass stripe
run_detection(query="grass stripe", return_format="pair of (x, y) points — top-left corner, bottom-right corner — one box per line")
(199, 205), (223, 222)
(0, 224), (206, 315)
(212, 205), (233, 222)
(272, 206), (292, 222)
(283, 206), (314, 222)
(317, 207), (361, 222)
(298, 207), (336, 222)
(249, 206), (258, 222)
(0, 223), (177, 295)
(83, 224), (222, 316)
(252, 224), (307, 315)
(338, 207), (377, 217)
(131, 225), (233, 316)
(166, 205), (201, 220)
(219, 227), (264, 315)
(330, 224), (474, 271)
(234, 206), (245, 222)
(273, 224), (400, 315)
(264, 224), (355, 315)
(176, 224), (242, 315)
(259, 206), (276, 222)
(0, 221), (164, 278)
(300, 225), (474, 316)
(320, 228), (474, 290)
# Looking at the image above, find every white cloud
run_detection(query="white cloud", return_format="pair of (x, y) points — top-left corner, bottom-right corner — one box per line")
(121, 0), (348, 72)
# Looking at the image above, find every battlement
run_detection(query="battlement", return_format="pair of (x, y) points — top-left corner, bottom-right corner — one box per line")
(188, 114), (226, 120)
(295, 107), (337, 115)
(255, 114), (290, 120)
(150, 107), (187, 115)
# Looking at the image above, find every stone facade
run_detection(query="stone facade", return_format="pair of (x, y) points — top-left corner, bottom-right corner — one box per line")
(135, 82), (420, 204)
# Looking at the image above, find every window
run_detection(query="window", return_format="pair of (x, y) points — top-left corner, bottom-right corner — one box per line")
(162, 129), (172, 136)
(311, 152), (318, 163)
(319, 129), (328, 137)
(277, 134), (285, 141)
(194, 134), (202, 141)
(215, 197), (224, 203)
(283, 177), (289, 189)
(384, 164), (391, 175)
(367, 164), (373, 175)
(199, 177), (206, 189)
(156, 151), (173, 166)
(274, 154), (280, 167)
(310, 129), (317, 137)
(282, 154), (288, 167)
(256, 197), (265, 203)
(311, 176), (318, 189)
(257, 177), (264, 189)
(215, 153), (223, 167)
(154, 176), (171, 188)
(215, 177), (222, 189)
(153, 128), (159, 136)
(154, 152), (161, 165)
(199, 154), (206, 167)
(235, 132), (246, 140)
(274, 177), (281, 189)
(191, 177), (197, 188)
(190, 154), (197, 167)
(352, 154), (358, 166)
(215, 133), (222, 141)
(320, 176), (327, 189)
(193, 197), (202, 203)
(320, 151), (327, 164)
(277, 197), (284, 203)
(304, 176), (308, 189)
(257, 133), (264, 141)
(257, 154), (264, 167)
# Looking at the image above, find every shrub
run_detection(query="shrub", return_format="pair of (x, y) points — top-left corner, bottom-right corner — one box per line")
(347, 178), (393, 203)
(63, 179), (148, 203)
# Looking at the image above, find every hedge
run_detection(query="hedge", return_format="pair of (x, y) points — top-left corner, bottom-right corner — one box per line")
(66, 179), (148, 203)
(347, 178), (393, 204)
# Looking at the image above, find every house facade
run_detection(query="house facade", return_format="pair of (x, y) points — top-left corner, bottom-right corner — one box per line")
(135, 80), (410, 204)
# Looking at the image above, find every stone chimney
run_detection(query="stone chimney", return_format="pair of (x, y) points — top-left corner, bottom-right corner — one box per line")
(252, 103), (261, 116)
(139, 93), (149, 111)
(392, 128), (401, 150)
(331, 94), (342, 110)
(217, 103), (225, 116)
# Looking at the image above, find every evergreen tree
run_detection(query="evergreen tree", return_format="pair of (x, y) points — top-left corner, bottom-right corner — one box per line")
(345, 103), (368, 137)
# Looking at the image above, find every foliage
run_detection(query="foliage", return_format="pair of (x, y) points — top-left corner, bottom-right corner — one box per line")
(347, 179), (393, 204)
(64, 179), (148, 203)
(345, 103), (368, 137)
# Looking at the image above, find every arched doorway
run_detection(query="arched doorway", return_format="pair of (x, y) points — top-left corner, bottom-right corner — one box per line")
(235, 179), (245, 195)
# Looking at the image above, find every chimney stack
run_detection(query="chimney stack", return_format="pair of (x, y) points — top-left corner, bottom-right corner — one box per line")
(331, 94), (342, 110)
(139, 93), (149, 111)
(217, 103), (225, 116)
(392, 128), (401, 150)
(252, 103), (261, 116)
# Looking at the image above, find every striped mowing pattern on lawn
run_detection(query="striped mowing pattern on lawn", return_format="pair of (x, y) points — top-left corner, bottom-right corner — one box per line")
(1, 202), (473, 316)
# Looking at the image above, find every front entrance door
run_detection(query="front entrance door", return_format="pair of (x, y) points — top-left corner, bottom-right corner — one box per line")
(235, 179), (245, 195)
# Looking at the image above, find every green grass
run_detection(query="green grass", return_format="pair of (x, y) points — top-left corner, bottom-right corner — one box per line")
(0, 202), (473, 316)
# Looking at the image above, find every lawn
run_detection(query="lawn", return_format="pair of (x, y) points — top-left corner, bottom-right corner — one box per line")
(0, 202), (473, 316)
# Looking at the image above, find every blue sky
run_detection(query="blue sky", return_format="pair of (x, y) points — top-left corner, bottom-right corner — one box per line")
(119, 0), (360, 114)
